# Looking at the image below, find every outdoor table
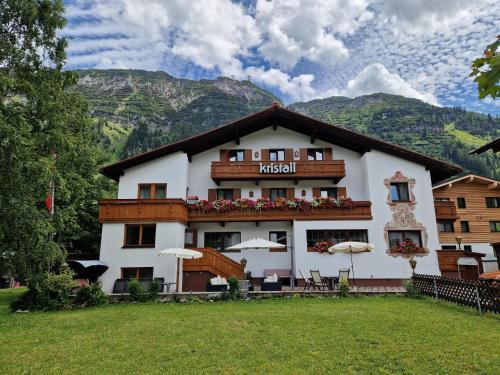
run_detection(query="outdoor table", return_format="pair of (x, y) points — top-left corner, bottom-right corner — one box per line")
(321, 276), (339, 290)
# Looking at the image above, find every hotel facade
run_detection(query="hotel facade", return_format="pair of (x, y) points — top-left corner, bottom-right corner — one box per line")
(97, 105), (461, 293)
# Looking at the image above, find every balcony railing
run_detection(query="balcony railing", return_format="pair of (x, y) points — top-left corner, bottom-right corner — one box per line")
(188, 201), (372, 222)
(211, 160), (346, 182)
(99, 199), (188, 223)
(434, 201), (458, 221)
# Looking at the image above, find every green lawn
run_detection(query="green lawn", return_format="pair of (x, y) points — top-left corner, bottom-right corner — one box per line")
(0, 289), (499, 374)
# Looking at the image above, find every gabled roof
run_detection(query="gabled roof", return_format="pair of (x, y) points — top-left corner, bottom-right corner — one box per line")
(433, 173), (500, 190)
(101, 104), (462, 182)
(470, 137), (500, 154)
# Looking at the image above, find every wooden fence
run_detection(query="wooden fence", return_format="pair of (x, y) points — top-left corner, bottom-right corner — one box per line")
(412, 274), (499, 314)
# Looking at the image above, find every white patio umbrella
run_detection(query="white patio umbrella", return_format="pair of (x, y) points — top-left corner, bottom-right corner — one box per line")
(329, 242), (374, 289)
(157, 248), (203, 292)
(226, 237), (286, 250)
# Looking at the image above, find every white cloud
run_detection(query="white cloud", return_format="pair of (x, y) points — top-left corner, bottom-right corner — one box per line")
(342, 63), (440, 105)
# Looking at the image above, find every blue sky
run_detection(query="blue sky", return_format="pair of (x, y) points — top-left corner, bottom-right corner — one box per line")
(63, 0), (499, 114)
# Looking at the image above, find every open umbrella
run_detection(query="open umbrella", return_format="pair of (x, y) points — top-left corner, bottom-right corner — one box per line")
(329, 242), (374, 289)
(157, 248), (203, 292)
(226, 237), (286, 250)
(67, 260), (108, 282)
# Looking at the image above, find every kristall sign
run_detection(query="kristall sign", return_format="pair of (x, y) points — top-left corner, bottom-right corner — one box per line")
(259, 162), (296, 174)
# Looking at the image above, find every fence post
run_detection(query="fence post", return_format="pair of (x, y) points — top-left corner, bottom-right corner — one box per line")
(475, 286), (482, 314)
(433, 278), (438, 299)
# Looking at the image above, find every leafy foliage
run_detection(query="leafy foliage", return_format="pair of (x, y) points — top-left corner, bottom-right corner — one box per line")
(470, 36), (500, 99)
(227, 276), (240, 300)
(74, 282), (108, 307)
(0, 0), (115, 280)
(339, 280), (349, 297)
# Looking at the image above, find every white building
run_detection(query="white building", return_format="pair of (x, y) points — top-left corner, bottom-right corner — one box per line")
(97, 105), (462, 293)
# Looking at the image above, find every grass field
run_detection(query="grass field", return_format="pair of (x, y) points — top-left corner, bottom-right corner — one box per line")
(0, 289), (499, 374)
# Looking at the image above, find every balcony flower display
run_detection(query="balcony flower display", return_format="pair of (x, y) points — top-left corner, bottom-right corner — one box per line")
(389, 239), (424, 255)
(313, 240), (335, 254)
(188, 196), (356, 212)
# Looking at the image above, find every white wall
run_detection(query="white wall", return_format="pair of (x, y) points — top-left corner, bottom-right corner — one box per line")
(191, 221), (292, 277)
(99, 222), (186, 293)
(118, 152), (189, 199)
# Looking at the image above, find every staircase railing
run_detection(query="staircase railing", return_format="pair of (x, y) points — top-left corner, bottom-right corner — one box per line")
(183, 248), (245, 279)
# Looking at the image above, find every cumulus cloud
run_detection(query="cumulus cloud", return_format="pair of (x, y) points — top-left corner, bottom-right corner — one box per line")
(342, 63), (440, 105)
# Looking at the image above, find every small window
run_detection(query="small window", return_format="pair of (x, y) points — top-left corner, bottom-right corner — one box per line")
(460, 221), (470, 232)
(485, 197), (500, 208)
(121, 267), (153, 280)
(184, 229), (197, 247)
(124, 224), (156, 247)
(270, 188), (287, 200)
(269, 149), (285, 161)
(390, 183), (410, 201)
(490, 221), (500, 232)
(138, 184), (167, 199)
(307, 149), (324, 161)
(320, 188), (337, 198)
(217, 189), (233, 200)
(457, 197), (466, 209)
(306, 230), (368, 247)
(463, 245), (472, 251)
(437, 221), (455, 233)
(204, 232), (241, 251)
(388, 231), (422, 248)
(269, 231), (287, 252)
(228, 150), (244, 162)
(441, 245), (457, 250)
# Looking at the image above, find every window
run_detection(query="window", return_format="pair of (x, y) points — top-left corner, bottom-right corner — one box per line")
(441, 245), (457, 250)
(390, 182), (410, 201)
(184, 228), (197, 247)
(270, 188), (287, 200)
(388, 231), (422, 248)
(138, 184), (167, 199)
(217, 189), (233, 200)
(434, 197), (450, 202)
(306, 230), (368, 247)
(121, 267), (153, 280)
(269, 231), (287, 252)
(269, 149), (285, 161)
(320, 188), (337, 198)
(463, 245), (472, 251)
(228, 150), (244, 161)
(457, 197), (466, 209)
(437, 221), (455, 232)
(307, 148), (324, 161)
(485, 197), (500, 208)
(124, 224), (156, 247)
(204, 232), (241, 251)
(490, 221), (500, 232)
(460, 221), (470, 232)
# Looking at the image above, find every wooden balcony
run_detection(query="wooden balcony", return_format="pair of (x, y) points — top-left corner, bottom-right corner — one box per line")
(211, 160), (346, 183)
(183, 248), (245, 279)
(434, 201), (459, 221)
(188, 201), (372, 222)
(99, 199), (188, 223)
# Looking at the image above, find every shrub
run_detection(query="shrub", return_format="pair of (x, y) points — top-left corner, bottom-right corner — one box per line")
(75, 282), (108, 307)
(402, 279), (422, 299)
(127, 279), (144, 302)
(10, 268), (77, 311)
(147, 279), (161, 301)
(228, 276), (239, 300)
(339, 280), (349, 297)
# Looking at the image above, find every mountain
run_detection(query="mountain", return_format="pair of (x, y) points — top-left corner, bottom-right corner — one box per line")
(290, 94), (499, 179)
(74, 69), (499, 179)
(75, 69), (281, 159)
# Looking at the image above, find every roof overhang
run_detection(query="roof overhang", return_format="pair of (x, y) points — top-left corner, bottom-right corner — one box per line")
(470, 137), (500, 155)
(100, 105), (462, 183)
(433, 173), (500, 190)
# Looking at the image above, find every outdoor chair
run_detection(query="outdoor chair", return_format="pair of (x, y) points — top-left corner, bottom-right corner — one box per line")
(112, 279), (128, 294)
(338, 268), (350, 286)
(299, 270), (312, 290)
(310, 270), (330, 290)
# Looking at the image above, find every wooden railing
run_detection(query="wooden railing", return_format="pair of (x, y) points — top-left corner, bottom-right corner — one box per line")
(183, 248), (245, 279)
(99, 199), (188, 223)
(211, 160), (346, 181)
(188, 201), (372, 222)
(434, 201), (458, 220)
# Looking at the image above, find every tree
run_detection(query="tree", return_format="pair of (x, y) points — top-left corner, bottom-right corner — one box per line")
(0, 0), (111, 281)
(470, 36), (500, 99)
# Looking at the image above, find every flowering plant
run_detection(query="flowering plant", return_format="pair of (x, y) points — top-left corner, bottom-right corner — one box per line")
(234, 198), (255, 209)
(391, 239), (419, 254)
(313, 240), (334, 253)
(273, 197), (288, 208)
(212, 199), (234, 211)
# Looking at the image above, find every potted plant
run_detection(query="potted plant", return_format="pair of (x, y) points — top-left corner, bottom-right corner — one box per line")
(187, 195), (199, 205)
(313, 240), (334, 254)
